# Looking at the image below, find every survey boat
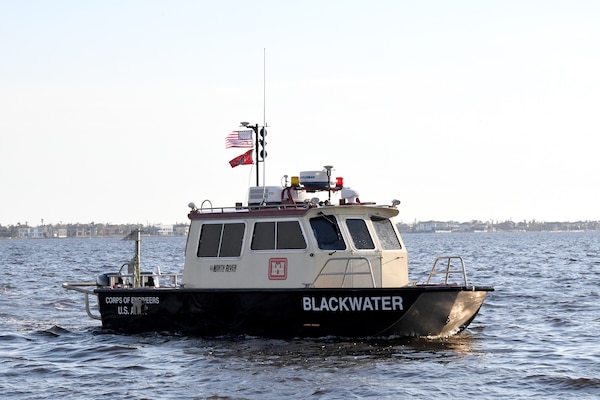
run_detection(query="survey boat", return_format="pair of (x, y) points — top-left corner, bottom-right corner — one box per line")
(63, 165), (493, 338)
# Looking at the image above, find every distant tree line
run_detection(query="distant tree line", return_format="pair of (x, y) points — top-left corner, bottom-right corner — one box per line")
(398, 219), (600, 233)
(2, 219), (600, 239)
(0, 222), (189, 239)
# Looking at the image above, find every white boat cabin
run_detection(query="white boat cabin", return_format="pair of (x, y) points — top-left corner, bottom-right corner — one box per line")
(182, 177), (408, 289)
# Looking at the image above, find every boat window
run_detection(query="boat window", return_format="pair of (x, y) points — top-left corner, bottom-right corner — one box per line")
(251, 221), (275, 250)
(310, 215), (346, 251)
(220, 223), (245, 257)
(277, 221), (306, 249)
(197, 223), (245, 258)
(197, 224), (222, 257)
(346, 219), (375, 249)
(371, 216), (402, 250)
(251, 221), (306, 250)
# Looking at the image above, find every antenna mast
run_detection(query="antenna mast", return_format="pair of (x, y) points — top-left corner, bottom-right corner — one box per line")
(243, 50), (268, 188)
(263, 48), (266, 131)
(262, 48), (267, 188)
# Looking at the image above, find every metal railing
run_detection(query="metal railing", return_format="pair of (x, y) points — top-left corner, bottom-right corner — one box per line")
(311, 256), (377, 288)
(62, 270), (182, 320)
(62, 282), (101, 320)
(97, 271), (182, 288)
(425, 256), (469, 285)
(195, 200), (312, 214)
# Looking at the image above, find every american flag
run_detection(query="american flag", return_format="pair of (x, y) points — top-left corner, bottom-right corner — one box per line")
(225, 130), (253, 148)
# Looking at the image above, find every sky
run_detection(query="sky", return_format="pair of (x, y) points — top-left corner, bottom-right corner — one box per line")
(1, 1), (599, 226)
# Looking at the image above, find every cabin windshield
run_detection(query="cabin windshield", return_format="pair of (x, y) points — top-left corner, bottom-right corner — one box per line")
(371, 216), (402, 250)
(346, 219), (375, 249)
(310, 215), (346, 251)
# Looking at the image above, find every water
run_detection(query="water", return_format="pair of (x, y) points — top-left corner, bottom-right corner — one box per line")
(1, 232), (599, 399)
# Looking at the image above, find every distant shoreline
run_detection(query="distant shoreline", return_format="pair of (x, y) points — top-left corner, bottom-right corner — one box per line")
(2, 219), (599, 239)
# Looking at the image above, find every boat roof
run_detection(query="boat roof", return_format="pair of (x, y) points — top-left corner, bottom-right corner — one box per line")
(188, 202), (400, 221)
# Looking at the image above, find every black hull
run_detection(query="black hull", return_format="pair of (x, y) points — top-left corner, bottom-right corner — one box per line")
(95, 286), (492, 339)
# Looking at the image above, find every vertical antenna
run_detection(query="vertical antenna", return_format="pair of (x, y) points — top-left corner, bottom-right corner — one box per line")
(263, 47), (266, 129)
(262, 48), (267, 189)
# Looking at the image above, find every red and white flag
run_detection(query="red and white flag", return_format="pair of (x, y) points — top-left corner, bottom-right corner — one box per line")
(229, 149), (253, 168)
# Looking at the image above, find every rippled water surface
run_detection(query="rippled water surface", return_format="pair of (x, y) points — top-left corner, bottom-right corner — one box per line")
(1, 232), (599, 399)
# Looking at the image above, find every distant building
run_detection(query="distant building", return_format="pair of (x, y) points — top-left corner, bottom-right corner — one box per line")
(49, 227), (68, 238)
(414, 221), (460, 233)
(174, 224), (189, 236)
(157, 224), (174, 236)
(67, 224), (97, 237)
(18, 227), (45, 239)
(415, 221), (437, 233)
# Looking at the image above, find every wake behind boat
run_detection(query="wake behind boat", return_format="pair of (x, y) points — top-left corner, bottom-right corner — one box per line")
(63, 160), (493, 338)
